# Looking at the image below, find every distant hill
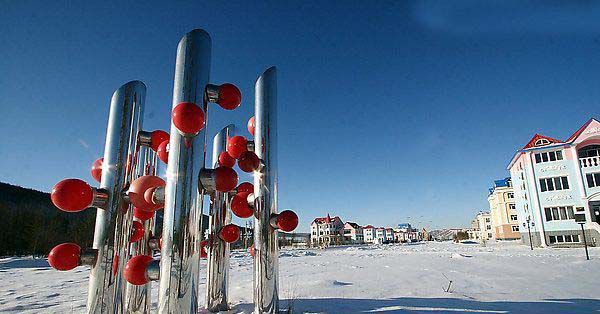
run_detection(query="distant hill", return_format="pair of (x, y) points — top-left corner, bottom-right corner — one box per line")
(0, 182), (214, 257)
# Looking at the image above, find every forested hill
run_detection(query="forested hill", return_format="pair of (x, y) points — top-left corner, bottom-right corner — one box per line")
(0, 182), (209, 257)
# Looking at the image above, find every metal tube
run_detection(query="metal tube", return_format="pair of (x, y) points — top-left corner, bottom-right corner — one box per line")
(158, 29), (211, 313)
(253, 66), (279, 314)
(206, 124), (235, 312)
(124, 147), (157, 313)
(87, 81), (146, 313)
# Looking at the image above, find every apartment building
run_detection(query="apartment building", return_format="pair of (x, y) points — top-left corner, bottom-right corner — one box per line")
(488, 178), (520, 240)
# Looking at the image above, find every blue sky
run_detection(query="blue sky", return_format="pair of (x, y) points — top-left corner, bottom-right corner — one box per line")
(2, 1), (600, 232)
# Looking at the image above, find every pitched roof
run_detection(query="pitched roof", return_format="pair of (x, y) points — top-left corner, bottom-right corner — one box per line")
(345, 222), (361, 229)
(566, 118), (600, 142)
(312, 213), (341, 224)
(522, 133), (563, 149)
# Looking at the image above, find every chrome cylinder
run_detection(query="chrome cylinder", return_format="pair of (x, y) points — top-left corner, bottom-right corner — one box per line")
(253, 67), (279, 314)
(158, 29), (211, 313)
(205, 124), (235, 312)
(87, 81), (146, 313)
(124, 146), (157, 313)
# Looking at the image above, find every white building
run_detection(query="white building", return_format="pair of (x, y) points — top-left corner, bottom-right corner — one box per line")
(375, 227), (386, 244)
(310, 214), (344, 246)
(343, 222), (364, 244)
(363, 225), (376, 243)
(470, 211), (493, 242)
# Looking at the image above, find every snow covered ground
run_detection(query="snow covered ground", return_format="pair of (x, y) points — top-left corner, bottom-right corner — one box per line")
(1, 241), (599, 313)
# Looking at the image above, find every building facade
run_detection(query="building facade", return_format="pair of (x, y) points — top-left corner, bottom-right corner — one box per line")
(343, 222), (364, 244)
(469, 211), (493, 242)
(508, 118), (600, 247)
(363, 225), (375, 243)
(310, 214), (344, 246)
(488, 178), (520, 240)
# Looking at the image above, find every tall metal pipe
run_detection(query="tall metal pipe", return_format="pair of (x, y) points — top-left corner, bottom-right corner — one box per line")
(158, 29), (211, 313)
(253, 67), (279, 314)
(87, 81), (146, 313)
(124, 146), (157, 313)
(206, 124), (235, 312)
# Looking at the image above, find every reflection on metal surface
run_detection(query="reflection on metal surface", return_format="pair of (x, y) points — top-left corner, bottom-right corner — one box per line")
(206, 125), (235, 312)
(87, 81), (146, 314)
(158, 29), (211, 313)
(253, 67), (279, 314)
(125, 146), (157, 313)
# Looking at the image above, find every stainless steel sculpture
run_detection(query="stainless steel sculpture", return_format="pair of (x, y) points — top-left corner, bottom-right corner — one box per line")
(158, 29), (211, 313)
(87, 81), (146, 313)
(253, 67), (279, 314)
(206, 124), (235, 312)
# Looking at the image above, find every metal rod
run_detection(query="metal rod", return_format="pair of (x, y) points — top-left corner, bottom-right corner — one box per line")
(124, 146), (157, 313)
(205, 124), (235, 312)
(158, 29), (212, 313)
(253, 66), (279, 314)
(580, 223), (590, 260)
(87, 81), (146, 313)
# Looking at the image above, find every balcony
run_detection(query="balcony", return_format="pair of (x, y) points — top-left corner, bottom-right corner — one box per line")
(579, 156), (600, 168)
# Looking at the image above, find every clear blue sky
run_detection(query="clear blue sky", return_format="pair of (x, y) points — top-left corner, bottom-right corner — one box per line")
(2, 1), (600, 232)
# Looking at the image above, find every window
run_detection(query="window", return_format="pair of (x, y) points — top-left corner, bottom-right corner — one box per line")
(488, 233), (493, 238)
(507, 192), (514, 199)
(534, 150), (563, 163)
(534, 138), (551, 147)
(486, 225), (491, 230)
(509, 204), (516, 210)
(544, 206), (575, 221)
(578, 145), (600, 158)
(485, 218), (491, 223)
(510, 214), (518, 221)
(511, 225), (519, 232)
(585, 172), (600, 188)
(539, 176), (569, 192)
(549, 234), (580, 244)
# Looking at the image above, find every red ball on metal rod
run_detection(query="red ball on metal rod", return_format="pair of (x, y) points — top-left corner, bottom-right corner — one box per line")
(238, 151), (260, 173)
(91, 158), (103, 183)
(218, 151), (235, 168)
(48, 243), (81, 271)
(216, 83), (242, 110)
(231, 192), (253, 218)
(124, 255), (153, 286)
(237, 182), (254, 194)
(134, 207), (154, 221)
(129, 221), (145, 243)
(129, 175), (165, 211)
(214, 166), (238, 192)
(157, 140), (169, 164)
(276, 210), (299, 232)
(219, 224), (240, 243)
(247, 116), (255, 136)
(226, 136), (248, 159)
(172, 102), (205, 136)
(51, 179), (94, 212)
(150, 130), (169, 152)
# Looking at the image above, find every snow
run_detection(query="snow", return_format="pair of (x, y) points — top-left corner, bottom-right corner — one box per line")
(1, 241), (599, 313)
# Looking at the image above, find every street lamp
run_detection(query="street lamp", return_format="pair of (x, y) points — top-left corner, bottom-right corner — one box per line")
(524, 216), (534, 250)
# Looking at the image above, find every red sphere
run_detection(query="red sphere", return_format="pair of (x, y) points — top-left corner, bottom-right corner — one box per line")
(249, 244), (255, 257)
(130, 221), (145, 243)
(218, 151), (235, 168)
(51, 179), (94, 212)
(129, 176), (165, 211)
(226, 136), (248, 159)
(134, 207), (155, 221)
(216, 83), (242, 110)
(150, 130), (169, 152)
(214, 166), (238, 192)
(172, 102), (205, 136)
(277, 210), (299, 232)
(91, 158), (103, 183)
(157, 140), (169, 164)
(48, 243), (81, 271)
(231, 192), (253, 218)
(124, 255), (153, 286)
(237, 182), (254, 194)
(219, 224), (240, 243)
(248, 116), (255, 136)
(200, 240), (208, 258)
(238, 151), (260, 173)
